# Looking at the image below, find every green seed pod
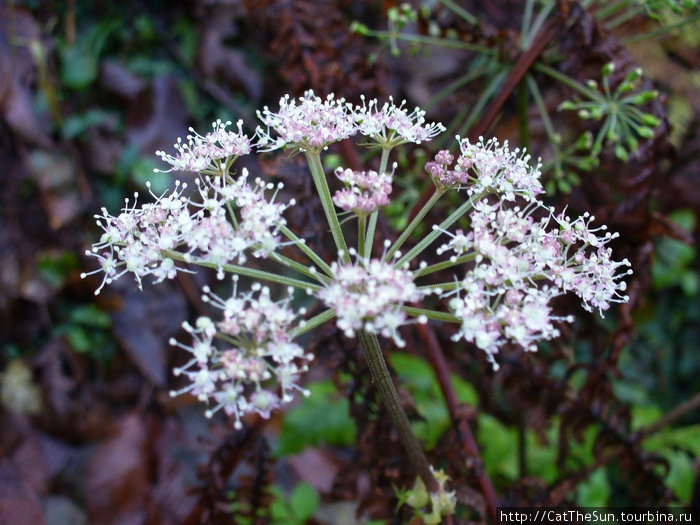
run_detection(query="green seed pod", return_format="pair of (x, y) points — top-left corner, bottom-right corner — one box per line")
(558, 100), (577, 111)
(614, 144), (629, 161)
(637, 126), (654, 138)
(641, 114), (661, 127)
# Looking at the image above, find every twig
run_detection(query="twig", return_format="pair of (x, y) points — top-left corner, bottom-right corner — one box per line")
(638, 390), (700, 439)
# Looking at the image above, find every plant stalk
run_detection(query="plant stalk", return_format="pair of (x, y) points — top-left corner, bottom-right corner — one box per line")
(358, 330), (439, 493)
(306, 151), (350, 262)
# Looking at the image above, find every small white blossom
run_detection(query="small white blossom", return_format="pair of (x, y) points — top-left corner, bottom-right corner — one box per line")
(318, 250), (428, 347)
(256, 90), (356, 152)
(438, 198), (631, 369)
(170, 280), (313, 429)
(332, 167), (393, 215)
(456, 136), (543, 200)
(155, 119), (252, 173)
(354, 95), (445, 147)
(82, 169), (291, 289)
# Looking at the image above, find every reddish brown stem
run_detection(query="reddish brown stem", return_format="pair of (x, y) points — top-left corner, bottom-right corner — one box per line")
(417, 322), (501, 525)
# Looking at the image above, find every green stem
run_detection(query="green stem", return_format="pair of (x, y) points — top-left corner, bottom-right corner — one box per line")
(270, 253), (330, 284)
(517, 78), (530, 151)
(419, 281), (460, 292)
(404, 306), (460, 323)
(413, 253), (476, 278)
(358, 215), (367, 256)
(534, 63), (602, 100)
(622, 13), (700, 44)
(358, 330), (439, 493)
(277, 223), (334, 278)
(163, 249), (322, 291)
(363, 147), (392, 259)
(595, 0), (633, 21)
(438, 0), (477, 25)
(395, 192), (485, 268)
(290, 309), (335, 338)
(385, 189), (445, 262)
(365, 29), (495, 55)
(306, 151), (350, 262)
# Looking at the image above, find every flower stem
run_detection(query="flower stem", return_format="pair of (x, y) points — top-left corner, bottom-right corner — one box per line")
(385, 188), (445, 262)
(395, 192), (485, 268)
(413, 253), (476, 278)
(306, 151), (350, 262)
(404, 306), (460, 323)
(363, 147), (392, 258)
(358, 215), (367, 256)
(270, 252), (330, 284)
(290, 308), (335, 338)
(163, 250), (322, 291)
(358, 330), (439, 493)
(277, 223), (334, 278)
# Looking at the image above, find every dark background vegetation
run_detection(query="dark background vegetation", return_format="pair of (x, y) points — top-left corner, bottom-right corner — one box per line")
(0, 1), (698, 523)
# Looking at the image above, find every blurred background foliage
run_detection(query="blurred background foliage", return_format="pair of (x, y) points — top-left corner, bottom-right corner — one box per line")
(0, 0), (699, 523)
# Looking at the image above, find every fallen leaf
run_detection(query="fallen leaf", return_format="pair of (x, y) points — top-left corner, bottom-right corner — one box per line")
(111, 280), (186, 387)
(0, 460), (46, 525)
(0, 7), (51, 147)
(84, 414), (150, 525)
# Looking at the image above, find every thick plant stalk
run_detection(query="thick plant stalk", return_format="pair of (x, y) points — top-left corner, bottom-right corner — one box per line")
(358, 329), (439, 493)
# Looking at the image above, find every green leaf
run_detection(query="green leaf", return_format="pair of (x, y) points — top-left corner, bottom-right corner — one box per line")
(275, 380), (356, 456)
(664, 450), (694, 502)
(37, 251), (79, 288)
(577, 468), (610, 506)
(288, 482), (320, 522)
(62, 109), (114, 140)
(390, 353), (479, 449)
(478, 414), (518, 481)
(69, 304), (111, 328)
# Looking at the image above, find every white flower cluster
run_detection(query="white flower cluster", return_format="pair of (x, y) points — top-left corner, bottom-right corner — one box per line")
(170, 280), (313, 429)
(83, 90), (634, 422)
(318, 249), (428, 347)
(256, 90), (445, 152)
(354, 95), (445, 147)
(156, 119), (251, 173)
(81, 169), (291, 292)
(455, 136), (543, 201)
(438, 199), (632, 369)
(332, 167), (393, 215)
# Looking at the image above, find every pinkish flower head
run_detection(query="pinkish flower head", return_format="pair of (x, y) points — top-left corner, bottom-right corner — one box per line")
(82, 168), (292, 288)
(354, 96), (445, 147)
(155, 119), (252, 174)
(256, 90), (356, 153)
(318, 250), (428, 347)
(437, 198), (631, 370)
(170, 280), (313, 429)
(332, 167), (393, 215)
(455, 136), (543, 200)
(425, 150), (469, 190)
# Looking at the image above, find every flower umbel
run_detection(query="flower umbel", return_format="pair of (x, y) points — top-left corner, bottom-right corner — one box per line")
(155, 119), (252, 174)
(318, 249), (428, 347)
(332, 167), (393, 215)
(169, 280), (313, 429)
(256, 90), (356, 153)
(84, 95), (632, 516)
(83, 94), (631, 460)
(354, 95), (446, 148)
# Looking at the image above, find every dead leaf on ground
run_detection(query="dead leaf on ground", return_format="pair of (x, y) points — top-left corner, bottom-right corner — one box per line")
(0, 459), (46, 525)
(0, 7), (51, 147)
(110, 280), (187, 387)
